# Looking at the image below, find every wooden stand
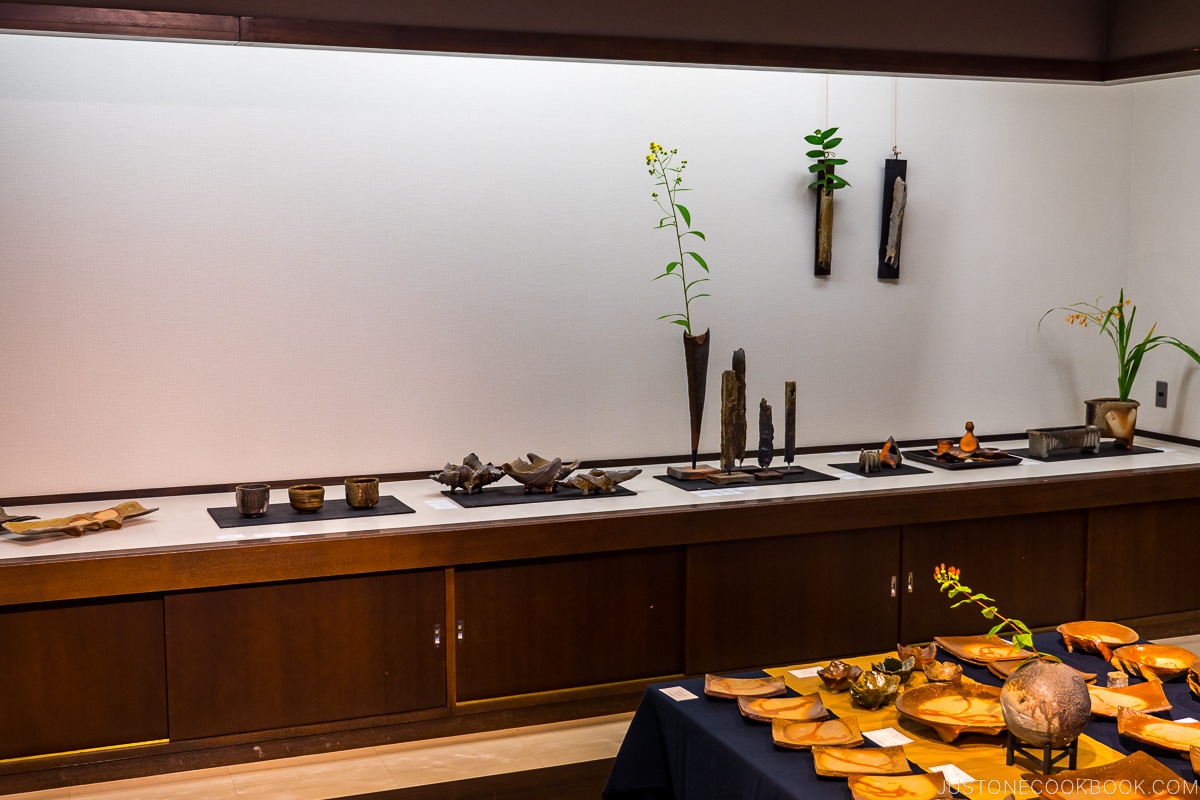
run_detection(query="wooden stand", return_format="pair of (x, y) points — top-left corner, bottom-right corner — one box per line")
(1006, 730), (1078, 773)
(708, 471), (754, 485)
(667, 465), (719, 481)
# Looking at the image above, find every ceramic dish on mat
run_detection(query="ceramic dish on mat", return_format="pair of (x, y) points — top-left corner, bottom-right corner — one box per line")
(1088, 682), (1171, 717)
(932, 635), (1028, 665)
(1024, 751), (1190, 800)
(1057, 620), (1139, 660)
(1117, 707), (1200, 752)
(738, 693), (827, 722)
(1110, 644), (1198, 681)
(847, 773), (951, 800)
(772, 717), (863, 750)
(812, 745), (909, 777)
(894, 682), (1005, 741)
(703, 674), (786, 699)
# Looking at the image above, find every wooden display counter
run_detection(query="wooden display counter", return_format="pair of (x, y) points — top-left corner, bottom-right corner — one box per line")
(2, 437), (1199, 791)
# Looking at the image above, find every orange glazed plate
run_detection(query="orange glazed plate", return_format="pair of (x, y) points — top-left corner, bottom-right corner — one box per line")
(1088, 682), (1171, 717)
(1111, 644), (1198, 681)
(703, 674), (786, 699)
(894, 681), (1005, 742)
(812, 745), (910, 777)
(738, 693), (827, 722)
(847, 773), (951, 800)
(932, 635), (1028, 665)
(1117, 707), (1200, 752)
(772, 717), (863, 750)
(1024, 751), (1192, 799)
(1057, 621), (1139, 660)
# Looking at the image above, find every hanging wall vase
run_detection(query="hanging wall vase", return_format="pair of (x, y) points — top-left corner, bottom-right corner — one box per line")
(813, 165), (835, 276)
(683, 328), (711, 469)
(877, 158), (908, 280)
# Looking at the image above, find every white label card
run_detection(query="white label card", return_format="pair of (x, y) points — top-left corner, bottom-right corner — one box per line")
(1176, 717), (1198, 724)
(659, 686), (699, 702)
(789, 667), (823, 679)
(425, 499), (458, 510)
(862, 728), (914, 747)
(930, 764), (976, 785)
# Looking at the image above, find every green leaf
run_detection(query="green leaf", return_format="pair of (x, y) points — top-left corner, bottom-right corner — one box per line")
(824, 137), (842, 149)
(970, 593), (993, 602)
(675, 204), (691, 227)
(825, 158), (848, 166)
(808, 164), (824, 174)
(951, 599), (972, 608)
(682, 230), (706, 241)
(685, 251), (709, 272)
(685, 278), (710, 291)
(987, 622), (1006, 636)
(665, 261), (681, 274)
(670, 319), (691, 327)
(652, 273), (672, 282)
(1013, 633), (1034, 651)
(806, 149), (826, 158)
(804, 134), (823, 145)
(980, 606), (996, 619)
(657, 313), (686, 320)
(691, 293), (711, 300)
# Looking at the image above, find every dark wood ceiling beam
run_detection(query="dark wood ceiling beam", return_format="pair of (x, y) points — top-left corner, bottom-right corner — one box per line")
(0, 1), (237, 40)
(1104, 47), (1200, 81)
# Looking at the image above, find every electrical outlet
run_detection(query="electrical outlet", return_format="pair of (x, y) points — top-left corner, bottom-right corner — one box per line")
(1156, 381), (1168, 408)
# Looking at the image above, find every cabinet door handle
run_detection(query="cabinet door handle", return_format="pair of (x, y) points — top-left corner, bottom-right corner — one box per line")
(907, 572), (914, 594)
(890, 576), (897, 598)
(457, 620), (465, 642)
(434, 623), (442, 648)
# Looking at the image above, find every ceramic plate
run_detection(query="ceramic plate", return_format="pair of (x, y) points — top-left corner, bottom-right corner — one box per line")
(703, 674), (786, 699)
(894, 682), (1005, 741)
(988, 658), (1095, 683)
(1057, 620), (1139, 660)
(1024, 751), (1191, 799)
(812, 745), (910, 777)
(1190, 745), (1200, 777)
(903, 449), (1022, 470)
(1189, 663), (1200, 698)
(1111, 644), (1198, 681)
(1117, 707), (1200, 752)
(1088, 682), (1171, 717)
(2, 500), (157, 537)
(772, 717), (863, 750)
(847, 773), (951, 800)
(932, 635), (1028, 664)
(738, 693), (827, 722)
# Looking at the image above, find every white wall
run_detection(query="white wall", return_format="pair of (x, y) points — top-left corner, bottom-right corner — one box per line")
(1126, 75), (1200, 437)
(0, 34), (1135, 496)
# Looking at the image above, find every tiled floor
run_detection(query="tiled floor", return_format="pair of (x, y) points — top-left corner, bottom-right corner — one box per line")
(2, 714), (633, 800)
(10, 634), (1200, 800)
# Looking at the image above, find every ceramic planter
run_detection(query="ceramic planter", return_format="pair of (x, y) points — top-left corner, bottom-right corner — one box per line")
(683, 328), (711, 469)
(1084, 398), (1139, 448)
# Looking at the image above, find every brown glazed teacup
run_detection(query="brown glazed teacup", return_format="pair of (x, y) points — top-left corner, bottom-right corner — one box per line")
(235, 483), (271, 517)
(288, 484), (325, 512)
(345, 477), (380, 509)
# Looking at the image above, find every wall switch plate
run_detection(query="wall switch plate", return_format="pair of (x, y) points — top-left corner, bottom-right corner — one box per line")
(1156, 381), (1168, 408)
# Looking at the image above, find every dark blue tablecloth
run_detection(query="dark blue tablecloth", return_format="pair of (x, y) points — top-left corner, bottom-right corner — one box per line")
(603, 632), (1200, 799)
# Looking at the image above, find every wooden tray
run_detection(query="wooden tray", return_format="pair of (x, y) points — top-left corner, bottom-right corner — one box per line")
(703, 674), (786, 699)
(847, 774), (951, 800)
(1111, 644), (1198, 681)
(1088, 681), (1172, 717)
(812, 745), (910, 777)
(904, 449), (1022, 470)
(894, 682), (1005, 741)
(932, 635), (1028, 665)
(1117, 707), (1200, 752)
(988, 658), (1095, 683)
(771, 717), (863, 750)
(738, 693), (827, 722)
(1024, 751), (1187, 799)
(1057, 620), (1139, 660)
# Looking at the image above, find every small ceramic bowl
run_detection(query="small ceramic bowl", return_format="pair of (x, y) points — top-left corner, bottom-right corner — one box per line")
(344, 476), (380, 509)
(818, 660), (864, 693)
(849, 670), (901, 710)
(873, 655), (916, 685)
(898, 642), (938, 669)
(922, 659), (963, 683)
(288, 483), (325, 512)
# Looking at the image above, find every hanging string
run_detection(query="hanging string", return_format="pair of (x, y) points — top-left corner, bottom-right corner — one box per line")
(892, 78), (901, 159)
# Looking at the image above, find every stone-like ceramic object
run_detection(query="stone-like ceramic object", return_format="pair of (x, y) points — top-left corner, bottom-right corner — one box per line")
(898, 642), (938, 669)
(818, 660), (863, 693)
(527, 453), (580, 482)
(873, 655), (915, 685)
(430, 453), (505, 495)
(344, 477), (380, 509)
(288, 484), (325, 512)
(235, 483), (271, 517)
(1027, 426), (1102, 459)
(849, 670), (902, 710)
(921, 660), (963, 683)
(559, 467), (642, 495)
(502, 455), (568, 493)
(1000, 659), (1091, 748)
(1085, 398), (1139, 449)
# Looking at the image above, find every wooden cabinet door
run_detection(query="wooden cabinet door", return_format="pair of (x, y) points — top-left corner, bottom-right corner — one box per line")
(454, 549), (685, 701)
(686, 527), (901, 674)
(0, 596), (168, 760)
(1087, 499), (1200, 620)
(166, 570), (445, 740)
(900, 510), (1087, 644)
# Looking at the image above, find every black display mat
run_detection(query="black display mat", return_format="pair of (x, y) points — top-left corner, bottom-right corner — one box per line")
(1009, 442), (1161, 462)
(903, 449), (1024, 470)
(828, 462), (931, 478)
(208, 495), (415, 529)
(444, 485), (635, 508)
(654, 468), (838, 492)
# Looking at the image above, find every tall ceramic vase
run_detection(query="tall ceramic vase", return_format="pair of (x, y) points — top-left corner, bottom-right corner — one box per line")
(1085, 398), (1139, 449)
(683, 329), (711, 469)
